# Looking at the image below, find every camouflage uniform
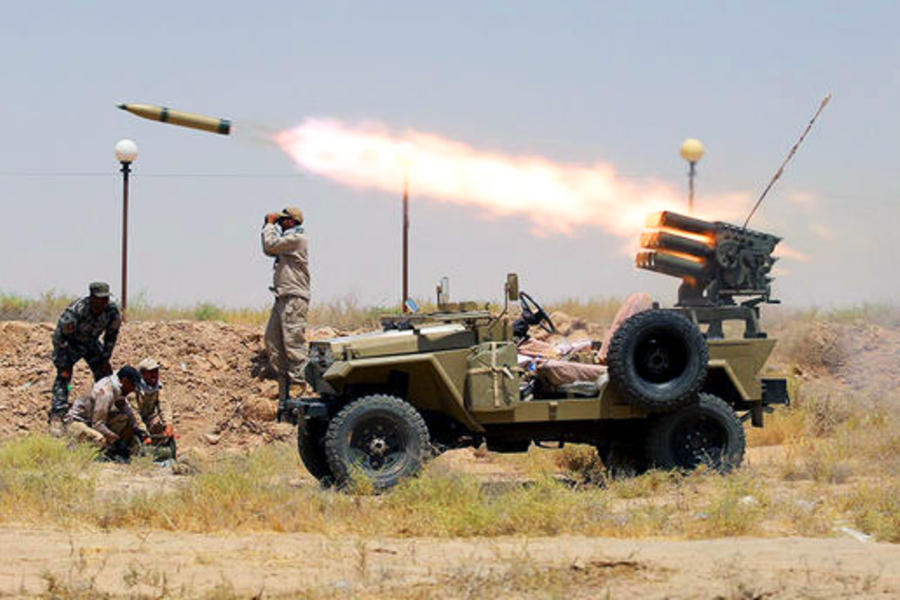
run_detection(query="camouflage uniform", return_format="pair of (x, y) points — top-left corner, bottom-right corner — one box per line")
(65, 374), (145, 452)
(262, 216), (310, 390)
(131, 382), (173, 435)
(50, 292), (121, 416)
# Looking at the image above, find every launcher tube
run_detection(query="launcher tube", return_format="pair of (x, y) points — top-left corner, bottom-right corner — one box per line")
(640, 231), (713, 258)
(636, 250), (708, 279)
(657, 211), (717, 235)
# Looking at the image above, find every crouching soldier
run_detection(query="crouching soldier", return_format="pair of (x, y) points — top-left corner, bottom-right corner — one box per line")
(133, 358), (177, 459)
(65, 366), (149, 462)
(50, 282), (122, 435)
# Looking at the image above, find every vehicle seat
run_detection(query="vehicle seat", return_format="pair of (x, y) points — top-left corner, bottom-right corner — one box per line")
(535, 359), (607, 388)
(597, 292), (654, 364)
(556, 377), (608, 397)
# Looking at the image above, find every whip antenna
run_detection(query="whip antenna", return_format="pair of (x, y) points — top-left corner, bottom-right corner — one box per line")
(743, 93), (832, 228)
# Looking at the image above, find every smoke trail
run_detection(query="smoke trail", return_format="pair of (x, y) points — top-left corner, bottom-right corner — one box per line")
(276, 118), (747, 237)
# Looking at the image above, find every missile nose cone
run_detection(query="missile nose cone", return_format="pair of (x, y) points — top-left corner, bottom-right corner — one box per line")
(117, 104), (128, 110)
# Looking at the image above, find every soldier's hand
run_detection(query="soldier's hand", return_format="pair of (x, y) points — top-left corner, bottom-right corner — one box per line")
(163, 424), (174, 438)
(265, 213), (279, 225)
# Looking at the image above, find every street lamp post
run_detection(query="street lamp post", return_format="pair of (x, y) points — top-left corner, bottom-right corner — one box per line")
(114, 139), (138, 320)
(679, 138), (704, 214)
(402, 168), (410, 312)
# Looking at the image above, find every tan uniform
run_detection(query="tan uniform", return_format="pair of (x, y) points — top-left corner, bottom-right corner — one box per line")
(130, 386), (173, 435)
(65, 375), (143, 448)
(262, 223), (310, 385)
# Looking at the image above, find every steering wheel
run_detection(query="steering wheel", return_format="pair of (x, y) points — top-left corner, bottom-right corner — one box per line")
(519, 291), (557, 334)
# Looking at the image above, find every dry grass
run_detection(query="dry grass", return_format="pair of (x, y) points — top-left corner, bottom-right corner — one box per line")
(0, 291), (393, 329)
(1, 413), (899, 544)
(2, 301), (899, 547)
(841, 484), (900, 542)
(2, 290), (629, 331)
(0, 434), (98, 525)
(767, 303), (900, 330)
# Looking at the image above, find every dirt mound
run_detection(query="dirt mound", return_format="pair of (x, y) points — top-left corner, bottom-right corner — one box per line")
(0, 321), (350, 451)
(2, 316), (897, 451)
(773, 320), (900, 391)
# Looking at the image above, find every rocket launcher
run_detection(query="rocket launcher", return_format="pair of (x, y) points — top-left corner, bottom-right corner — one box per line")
(637, 211), (781, 308)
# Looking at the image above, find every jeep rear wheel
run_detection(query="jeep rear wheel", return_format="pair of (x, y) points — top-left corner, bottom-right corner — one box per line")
(324, 394), (430, 491)
(607, 309), (708, 411)
(646, 393), (745, 472)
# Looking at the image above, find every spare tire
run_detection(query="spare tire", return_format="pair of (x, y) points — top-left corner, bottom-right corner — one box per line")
(607, 309), (708, 410)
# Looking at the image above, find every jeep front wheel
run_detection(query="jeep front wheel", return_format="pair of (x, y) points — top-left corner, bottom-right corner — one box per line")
(324, 394), (430, 491)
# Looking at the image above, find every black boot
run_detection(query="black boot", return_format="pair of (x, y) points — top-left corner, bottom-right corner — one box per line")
(49, 375), (70, 438)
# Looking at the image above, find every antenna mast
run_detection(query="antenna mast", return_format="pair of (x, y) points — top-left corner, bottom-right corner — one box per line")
(743, 93), (832, 228)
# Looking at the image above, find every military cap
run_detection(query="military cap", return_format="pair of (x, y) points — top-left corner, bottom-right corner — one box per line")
(89, 281), (111, 298)
(138, 358), (160, 371)
(278, 206), (303, 225)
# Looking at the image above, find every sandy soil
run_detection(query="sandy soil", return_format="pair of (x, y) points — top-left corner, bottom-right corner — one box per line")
(1, 527), (897, 598)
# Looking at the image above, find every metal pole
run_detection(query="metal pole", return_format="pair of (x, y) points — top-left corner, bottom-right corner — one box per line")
(402, 170), (409, 312)
(688, 161), (696, 215)
(120, 161), (131, 320)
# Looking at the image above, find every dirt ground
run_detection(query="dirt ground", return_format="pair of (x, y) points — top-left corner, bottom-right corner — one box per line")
(1, 527), (897, 598)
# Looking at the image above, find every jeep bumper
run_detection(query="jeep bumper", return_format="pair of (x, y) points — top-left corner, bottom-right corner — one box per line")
(276, 398), (328, 425)
(761, 378), (790, 407)
(747, 378), (790, 427)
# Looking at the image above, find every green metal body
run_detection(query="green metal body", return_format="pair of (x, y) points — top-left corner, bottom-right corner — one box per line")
(305, 308), (778, 443)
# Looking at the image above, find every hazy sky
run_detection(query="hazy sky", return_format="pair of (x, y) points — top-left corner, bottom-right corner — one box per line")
(1, 1), (897, 310)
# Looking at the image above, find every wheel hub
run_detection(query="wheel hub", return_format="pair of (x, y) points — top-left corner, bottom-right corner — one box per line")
(672, 417), (725, 468)
(368, 437), (388, 457)
(646, 346), (669, 371)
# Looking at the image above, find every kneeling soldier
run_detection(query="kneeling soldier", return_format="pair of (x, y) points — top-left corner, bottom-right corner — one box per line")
(65, 366), (149, 461)
(133, 358), (176, 458)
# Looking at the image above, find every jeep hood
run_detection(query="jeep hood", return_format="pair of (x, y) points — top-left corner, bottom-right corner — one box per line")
(311, 323), (476, 360)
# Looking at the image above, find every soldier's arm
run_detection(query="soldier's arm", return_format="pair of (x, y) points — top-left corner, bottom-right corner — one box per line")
(102, 307), (122, 356)
(261, 224), (305, 256)
(91, 391), (118, 442)
(158, 390), (174, 426)
(125, 401), (149, 441)
(52, 309), (77, 348)
(127, 394), (146, 427)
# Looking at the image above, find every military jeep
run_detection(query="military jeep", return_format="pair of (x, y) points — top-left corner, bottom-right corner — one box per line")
(282, 211), (790, 489)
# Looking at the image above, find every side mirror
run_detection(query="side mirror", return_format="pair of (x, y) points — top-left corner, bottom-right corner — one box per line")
(436, 276), (450, 305)
(506, 273), (519, 302)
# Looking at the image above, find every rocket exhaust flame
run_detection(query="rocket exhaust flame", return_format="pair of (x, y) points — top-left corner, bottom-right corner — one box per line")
(275, 119), (745, 238)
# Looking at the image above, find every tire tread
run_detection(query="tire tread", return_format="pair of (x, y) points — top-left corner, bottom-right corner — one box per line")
(324, 394), (429, 490)
(645, 393), (745, 472)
